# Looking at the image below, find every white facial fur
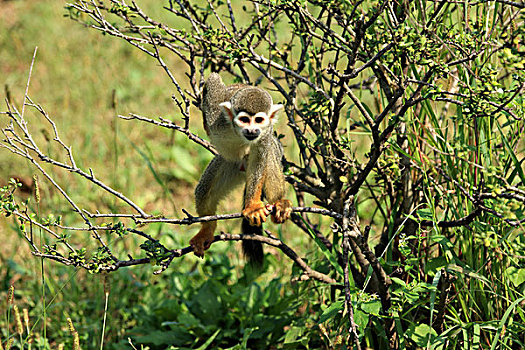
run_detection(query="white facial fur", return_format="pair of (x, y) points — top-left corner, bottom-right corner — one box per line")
(233, 111), (267, 142)
(220, 102), (283, 143)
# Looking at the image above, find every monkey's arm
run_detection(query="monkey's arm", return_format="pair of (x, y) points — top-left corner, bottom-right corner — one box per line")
(242, 137), (291, 226)
(242, 152), (270, 227)
(191, 155), (244, 257)
(263, 140), (292, 224)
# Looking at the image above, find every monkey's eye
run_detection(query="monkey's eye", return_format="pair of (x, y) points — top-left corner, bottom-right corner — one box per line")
(255, 116), (265, 124)
(239, 116), (250, 124)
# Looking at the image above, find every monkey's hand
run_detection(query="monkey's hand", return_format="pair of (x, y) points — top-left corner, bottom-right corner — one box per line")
(190, 222), (216, 258)
(242, 200), (271, 226)
(271, 199), (292, 223)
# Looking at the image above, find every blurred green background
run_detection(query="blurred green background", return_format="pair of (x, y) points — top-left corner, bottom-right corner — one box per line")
(1, 0), (207, 210)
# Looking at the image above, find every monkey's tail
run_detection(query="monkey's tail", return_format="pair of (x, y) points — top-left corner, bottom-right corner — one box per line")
(241, 218), (264, 268)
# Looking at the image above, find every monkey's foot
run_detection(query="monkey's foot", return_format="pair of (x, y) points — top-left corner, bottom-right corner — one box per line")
(242, 200), (270, 226)
(190, 222), (216, 258)
(271, 199), (292, 223)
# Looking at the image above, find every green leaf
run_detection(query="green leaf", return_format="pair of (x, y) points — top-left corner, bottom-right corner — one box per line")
(496, 122), (525, 184)
(416, 208), (434, 220)
(360, 299), (381, 316)
(354, 308), (370, 331)
(424, 256), (448, 276)
(195, 283), (223, 322)
(195, 329), (220, 350)
(504, 266), (525, 287)
(319, 300), (344, 323)
(429, 269), (442, 338)
(490, 296), (525, 350)
(133, 329), (193, 346)
(391, 277), (407, 287)
(405, 323), (437, 347)
(447, 264), (490, 285)
(240, 328), (258, 348)
(177, 311), (201, 329)
(283, 326), (303, 344)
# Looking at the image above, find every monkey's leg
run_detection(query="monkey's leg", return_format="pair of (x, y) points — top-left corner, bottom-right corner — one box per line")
(191, 156), (244, 257)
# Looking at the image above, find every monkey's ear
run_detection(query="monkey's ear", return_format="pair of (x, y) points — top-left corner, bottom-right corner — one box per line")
(219, 102), (234, 120)
(269, 104), (283, 121)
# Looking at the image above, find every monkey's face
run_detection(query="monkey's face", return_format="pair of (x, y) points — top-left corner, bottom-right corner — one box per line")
(220, 100), (283, 143)
(232, 111), (271, 142)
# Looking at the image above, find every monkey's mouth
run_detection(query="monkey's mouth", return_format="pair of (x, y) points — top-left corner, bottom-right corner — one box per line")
(242, 129), (261, 141)
(244, 134), (259, 141)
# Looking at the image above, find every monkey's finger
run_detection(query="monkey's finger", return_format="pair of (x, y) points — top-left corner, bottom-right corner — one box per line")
(248, 215), (258, 226)
(283, 206), (292, 220)
(259, 212), (268, 226)
(272, 208), (291, 223)
(272, 213), (283, 223)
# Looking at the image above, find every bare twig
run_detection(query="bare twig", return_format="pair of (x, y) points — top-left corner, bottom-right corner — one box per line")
(21, 47), (38, 118)
(119, 113), (217, 155)
(84, 206), (341, 224)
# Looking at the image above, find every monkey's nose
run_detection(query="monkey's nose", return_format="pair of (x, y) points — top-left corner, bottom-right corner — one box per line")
(243, 129), (260, 141)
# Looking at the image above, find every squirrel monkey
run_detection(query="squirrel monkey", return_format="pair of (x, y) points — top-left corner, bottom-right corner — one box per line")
(190, 73), (292, 265)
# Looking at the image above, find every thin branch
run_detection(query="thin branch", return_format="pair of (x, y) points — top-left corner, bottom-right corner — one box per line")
(420, 208), (482, 228)
(341, 198), (362, 349)
(210, 233), (337, 284)
(119, 113), (217, 155)
(3, 102), (148, 217)
(85, 206), (342, 224)
(33, 232), (337, 284)
(21, 47), (38, 118)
